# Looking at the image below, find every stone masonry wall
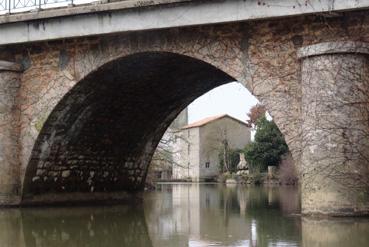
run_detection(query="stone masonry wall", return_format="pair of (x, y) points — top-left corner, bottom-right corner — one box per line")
(0, 10), (369, 207)
(0, 63), (22, 205)
(300, 43), (369, 215)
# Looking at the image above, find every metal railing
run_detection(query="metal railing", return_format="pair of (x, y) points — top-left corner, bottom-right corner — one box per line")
(0, 0), (73, 14)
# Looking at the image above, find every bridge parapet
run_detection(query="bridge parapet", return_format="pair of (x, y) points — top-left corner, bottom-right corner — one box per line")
(0, 0), (189, 16)
(1, 0), (369, 46)
(0, 0), (71, 14)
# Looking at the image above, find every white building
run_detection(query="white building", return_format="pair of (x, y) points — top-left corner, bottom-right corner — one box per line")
(149, 109), (188, 180)
(173, 114), (251, 181)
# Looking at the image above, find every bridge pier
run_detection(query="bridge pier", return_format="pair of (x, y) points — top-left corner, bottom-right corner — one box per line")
(0, 60), (22, 206)
(299, 42), (369, 216)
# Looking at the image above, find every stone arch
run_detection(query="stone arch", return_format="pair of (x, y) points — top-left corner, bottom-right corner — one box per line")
(17, 26), (303, 197)
(21, 51), (241, 204)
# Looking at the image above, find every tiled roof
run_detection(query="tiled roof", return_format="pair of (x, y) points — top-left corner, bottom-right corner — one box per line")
(181, 114), (249, 129)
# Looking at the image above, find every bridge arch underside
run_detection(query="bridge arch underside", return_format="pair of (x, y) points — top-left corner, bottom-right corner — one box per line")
(21, 52), (234, 205)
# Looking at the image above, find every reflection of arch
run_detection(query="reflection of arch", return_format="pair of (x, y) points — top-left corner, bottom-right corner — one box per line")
(21, 206), (153, 247)
(22, 52), (236, 204)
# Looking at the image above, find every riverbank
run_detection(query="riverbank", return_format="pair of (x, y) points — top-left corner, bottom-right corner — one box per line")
(151, 173), (298, 188)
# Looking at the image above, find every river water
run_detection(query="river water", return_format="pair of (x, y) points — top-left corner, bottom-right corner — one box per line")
(0, 183), (368, 247)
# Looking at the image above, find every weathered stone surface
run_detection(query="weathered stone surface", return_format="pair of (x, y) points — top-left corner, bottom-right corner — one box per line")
(300, 42), (369, 216)
(0, 61), (22, 71)
(297, 41), (369, 58)
(0, 61), (22, 205)
(61, 170), (71, 178)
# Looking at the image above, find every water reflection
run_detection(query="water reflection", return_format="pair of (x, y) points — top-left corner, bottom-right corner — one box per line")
(0, 185), (368, 247)
(144, 184), (301, 247)
(302, 217), (369, 247)
(0, 206), (152, 247)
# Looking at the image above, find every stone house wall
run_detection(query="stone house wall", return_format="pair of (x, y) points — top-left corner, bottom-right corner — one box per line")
(173, 116), (251, 181)
(199, 117), (251, 180)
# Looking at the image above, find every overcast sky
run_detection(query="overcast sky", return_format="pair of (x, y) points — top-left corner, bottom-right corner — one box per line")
(188, 82), (258, 124)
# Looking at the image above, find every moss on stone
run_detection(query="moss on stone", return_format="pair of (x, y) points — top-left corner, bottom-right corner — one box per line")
(35, 114), (48, 132)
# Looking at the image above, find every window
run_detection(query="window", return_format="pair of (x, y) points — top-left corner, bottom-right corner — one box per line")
(205, 162), (210, 168)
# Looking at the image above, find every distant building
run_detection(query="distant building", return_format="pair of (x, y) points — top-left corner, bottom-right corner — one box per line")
(173, 114), (251, 181)
(149, 108), (188, 180)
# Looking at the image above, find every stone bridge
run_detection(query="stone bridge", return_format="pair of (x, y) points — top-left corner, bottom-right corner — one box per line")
(1, 0), (369, 216)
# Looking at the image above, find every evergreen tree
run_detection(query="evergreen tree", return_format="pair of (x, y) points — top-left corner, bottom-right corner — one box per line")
(244, 116), (288, 172)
